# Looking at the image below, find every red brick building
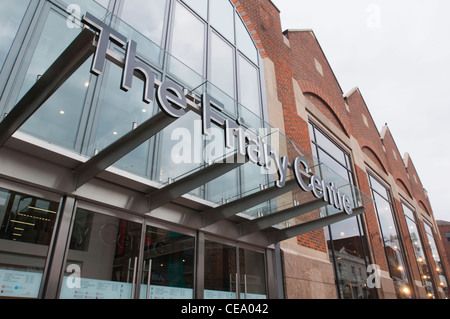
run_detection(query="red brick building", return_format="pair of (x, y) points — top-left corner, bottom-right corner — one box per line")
(237, 0), (450, 299)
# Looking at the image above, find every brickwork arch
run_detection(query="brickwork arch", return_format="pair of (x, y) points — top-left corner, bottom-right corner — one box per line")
(396, 178), (413, 199)
(298, 80), (349, 136)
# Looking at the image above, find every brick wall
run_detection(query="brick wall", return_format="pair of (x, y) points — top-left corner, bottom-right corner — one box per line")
(237, 0), (449, 297)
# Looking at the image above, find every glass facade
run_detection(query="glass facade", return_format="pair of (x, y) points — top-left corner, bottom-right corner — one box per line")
(0, 0), (266, 206)
(368, 174), (411, 298)
(309, 123), (373, 299)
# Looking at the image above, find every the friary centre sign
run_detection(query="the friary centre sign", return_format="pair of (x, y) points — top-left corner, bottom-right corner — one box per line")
(81, 13), (354, 215)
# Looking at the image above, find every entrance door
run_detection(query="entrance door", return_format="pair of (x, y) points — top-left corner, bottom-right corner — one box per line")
(58, 204), (196, 299)
(59, 206), (143, 299)
(139, 224), (195, 299)
(203, 239), (267, 299)
(239, 248), (267, 299)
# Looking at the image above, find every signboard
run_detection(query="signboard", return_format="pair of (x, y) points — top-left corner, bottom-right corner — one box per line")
(81, 13), (355, 215)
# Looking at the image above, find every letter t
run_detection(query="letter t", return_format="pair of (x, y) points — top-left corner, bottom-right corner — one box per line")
(82, 12), (127, 76)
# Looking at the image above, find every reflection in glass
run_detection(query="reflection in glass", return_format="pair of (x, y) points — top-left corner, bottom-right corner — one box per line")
(60, 209), (142, 299)
(369, 174), (411, 298)
(0, 188), (59, 299)
(209, 0), (234, 43)
(140, 227), (194, 299)
(170, 1), (205, 76)
(402, 203), (434, 298)
(238, 55), (260, 118)
(235, 12), (258, 64)
(182, 0), (208, 20)
(119, 0), (167, 46)
(424, 222), (449, 298)
(0, 0), (30, 72)
(16, 10), (91, 150)
(210, 32), (235, 98)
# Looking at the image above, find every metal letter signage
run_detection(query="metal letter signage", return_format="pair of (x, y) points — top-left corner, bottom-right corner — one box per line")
(81, 13), (355, 215)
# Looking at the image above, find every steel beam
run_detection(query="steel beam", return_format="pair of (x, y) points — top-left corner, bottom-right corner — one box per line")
(149, 153), (247, 211)
(0, 28), (96, 147)
(240, 198), (327, 237)
(203, 170), (312, 227)
(74, 111), (177, 188)
(269, 206), (365, 244)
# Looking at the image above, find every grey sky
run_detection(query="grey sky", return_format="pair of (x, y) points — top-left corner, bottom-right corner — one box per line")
(272, 0), (450, 221)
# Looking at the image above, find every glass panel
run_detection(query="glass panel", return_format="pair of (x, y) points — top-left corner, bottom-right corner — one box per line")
(15, 10), (91, 150)
(317, 149), (349, 185)
(424, 223), (449, 298)
(204, 241), (236, 299)
(170, 1), (205, 76)
(372, 192), (410, 298)
(238, 55), (260, 118)
(90, 62), (157, 176)
(402, 205), (434, 298)
(315, 129), (347, 166)
(182, 0), (207, 20)
(329, 218), (371, 299)
(368, 175), (389, 200)
(235, 12), (258, 65)
(119, 0), (167, 46)
(209, 0), (234, 43)
(156, 112), (203, 194)
(210, 32), (234, 98)
(239, 249), (266, 299)
(140, 226), (195, 299)
(59, 209), (142, 299)
(0, 0), (30, 72)
(0, 188), (59, 299)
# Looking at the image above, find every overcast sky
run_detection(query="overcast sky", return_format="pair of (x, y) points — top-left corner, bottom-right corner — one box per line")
(272, 0), (450, 221)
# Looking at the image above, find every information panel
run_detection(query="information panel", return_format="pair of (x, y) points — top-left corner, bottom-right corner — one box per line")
(59, 276), (133, 299)
(0, 268), (42, 298)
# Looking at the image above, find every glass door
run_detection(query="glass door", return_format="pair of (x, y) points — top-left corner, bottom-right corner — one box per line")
(139, 225), (195, 299)
(203, 239), (267, 299)
(204, 240), (237, 299)
(59, 207), (142, 299)
(239, 248), (267, 299)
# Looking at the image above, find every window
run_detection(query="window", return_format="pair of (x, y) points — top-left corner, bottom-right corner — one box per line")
(0, 187), (60, 299)
(0, 0), (30, 73)
(402, 203), (434, 298)
(309, 122), (373, 299)
(14, 8), (93, 151)
(368, 174), (411, 298)
(209, 31), (235, 98)
(209, 0), (234, 43)
(423, 222), (449, 298)
(170, 1), (206, 76)
(119, 0), (168, 47)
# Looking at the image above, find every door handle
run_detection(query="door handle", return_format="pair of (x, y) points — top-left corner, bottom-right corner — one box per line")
(131, 257), (137, 299)
(146, 259), (152, 299)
